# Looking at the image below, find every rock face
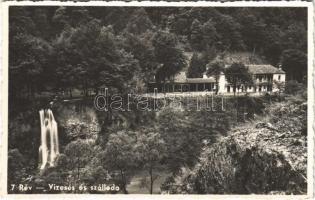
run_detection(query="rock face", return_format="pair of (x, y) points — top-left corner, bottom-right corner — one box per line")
(54, 102), (100, 142)
(62, 118), (100, 141)
(163, 98), (307, 194)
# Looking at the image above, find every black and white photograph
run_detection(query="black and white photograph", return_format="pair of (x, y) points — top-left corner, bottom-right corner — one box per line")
(2, 1), (313, 197)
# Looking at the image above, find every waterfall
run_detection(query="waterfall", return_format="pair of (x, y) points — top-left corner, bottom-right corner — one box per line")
(39, 109), (60, 170)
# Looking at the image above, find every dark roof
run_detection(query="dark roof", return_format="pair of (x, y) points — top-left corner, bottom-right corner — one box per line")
(246, 65), (285, 74)
(161, 77), (215, 84)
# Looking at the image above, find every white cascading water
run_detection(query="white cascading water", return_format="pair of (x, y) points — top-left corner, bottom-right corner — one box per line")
(39, 109), (59, 170)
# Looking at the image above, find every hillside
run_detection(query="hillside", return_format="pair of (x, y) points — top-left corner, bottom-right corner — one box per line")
(162, 96), (307, 194)
(9, 7), (307, 101)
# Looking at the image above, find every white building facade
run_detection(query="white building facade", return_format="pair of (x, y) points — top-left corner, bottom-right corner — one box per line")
(148, 64), (285, 95)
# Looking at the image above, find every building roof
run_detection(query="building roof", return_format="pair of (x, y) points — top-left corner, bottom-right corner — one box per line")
(246, 65), (285, 74)
(186, 77), (215, 83)
(152, 64), (285, 84)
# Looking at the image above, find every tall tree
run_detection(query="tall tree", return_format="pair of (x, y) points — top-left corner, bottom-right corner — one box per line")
(152, 30), (187, 83)
(103, 130), (137, 194)
(215, 14), (244, 51)
(9, 34), (52, 99)
(8, 149), (26, 191)
(134, 131), (167, 194)
(282, 22), (307, 51)
(238, 12), (266, 52)
(63, 140), (96, 188)
(157, 108), (200, 172)
(206, 60), (224, 94)
(201, 19), (217, 51)
(190, 19), (203, 50)
(52, 7), (70, 33)
(225, 63), (253, 96)
(122, 32), (159, 90)
(125, 8), (154, 35)
(187, 53), (206, 78)
(263, 25), (284, 65)
(280, 49), (307, 82)
(9, 7), (53, 99)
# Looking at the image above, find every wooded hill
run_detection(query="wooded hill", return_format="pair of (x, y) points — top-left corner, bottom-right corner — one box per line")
(9, 7), (307, 99)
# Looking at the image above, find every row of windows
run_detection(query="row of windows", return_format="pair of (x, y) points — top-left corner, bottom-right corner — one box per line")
(226, 85), (272, 93)
(148, 83), (216, 93)
(255, 74), (282, 82)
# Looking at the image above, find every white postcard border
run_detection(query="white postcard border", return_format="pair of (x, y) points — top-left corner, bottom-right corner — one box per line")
(0, 1), (314, 199)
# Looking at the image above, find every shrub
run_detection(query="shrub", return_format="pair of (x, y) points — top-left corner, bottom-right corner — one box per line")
(285, 80), (304, 95)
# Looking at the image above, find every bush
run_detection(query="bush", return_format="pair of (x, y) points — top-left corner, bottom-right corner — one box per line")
(285, 80), (304, 95)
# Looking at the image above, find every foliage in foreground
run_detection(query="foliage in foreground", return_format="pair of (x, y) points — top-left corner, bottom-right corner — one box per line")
(161, 96), (307, 194)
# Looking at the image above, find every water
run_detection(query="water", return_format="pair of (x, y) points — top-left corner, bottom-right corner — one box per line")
(39, 109), (59, 170)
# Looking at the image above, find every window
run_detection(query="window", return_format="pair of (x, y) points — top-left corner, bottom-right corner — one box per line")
(249, 86), (252, 90)
(278, 75), (281, 81)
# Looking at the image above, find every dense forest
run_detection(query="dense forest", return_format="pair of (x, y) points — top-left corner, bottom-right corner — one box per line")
(10, 7), (307, 100)
(8, 6), (308, 194)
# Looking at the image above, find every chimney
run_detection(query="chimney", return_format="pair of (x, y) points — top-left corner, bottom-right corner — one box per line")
(278, 64), (282, 70)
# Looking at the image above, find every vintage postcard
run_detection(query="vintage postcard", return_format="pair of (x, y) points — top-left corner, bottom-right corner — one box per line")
(0, 1), (314, 199)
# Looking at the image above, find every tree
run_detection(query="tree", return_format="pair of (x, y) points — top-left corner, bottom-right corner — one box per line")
(238, 12), (266, 52)
(125, 8), (154, 35)
(215, 14), (244, 51)
(157, 107), (201, 172)
(122, 32), (159, 89)
(152, 30), (187, 84)
(280, 49), (307, 82)
(225, 63), (253, 96)
(32, 8), (52, 39)
(190, 19), (203, 50)
(273, 80), (285, 101)
(9, 7), (53, 99)
(63, 140), (96, 188)
(8, 149), (26, 188)
(55, 64), (76, 97)
(38, 144), (108, 194)
(69, 7), (91, 27)
(206, 60), (224, 94)
(285, 80), (304, 95)
(201, 20), (217, 51)
(103, 130), (137, 194)
(54, 19), (141, 95)
(187, 53), (206, 78)
(282, 22), (307, 52)
(9, 34), (52, 99)
(169, 15), (190, 35)
(53, 7), (91, 30)
(52, 6), (70, 33)
(134, 131), (167, 194)
(262, 25), (284, 65)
